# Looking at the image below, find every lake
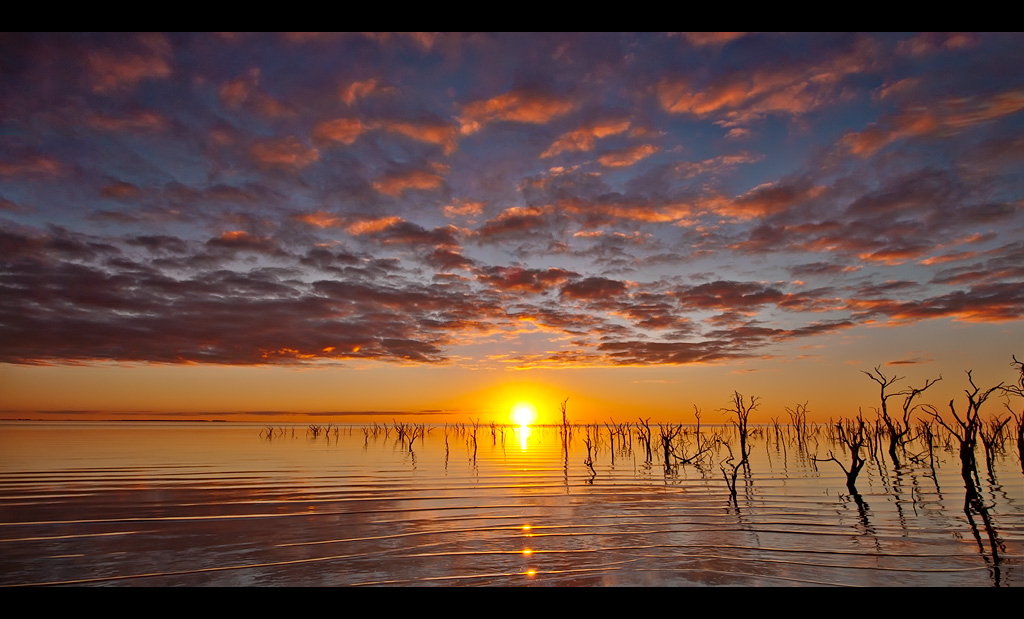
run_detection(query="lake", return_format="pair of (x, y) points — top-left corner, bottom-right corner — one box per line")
(1, 420), (1021, 586)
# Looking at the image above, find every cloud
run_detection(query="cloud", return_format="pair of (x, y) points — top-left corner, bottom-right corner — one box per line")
(0, 229), (503, 365)
(86, 110), (168, 132)
(475, 266), (579, 294)
(0, 155), (62, 177)
(671, 280), (786, 311)
(850, 282), (1024, 323)
(598, 144), (660, 168)
(371, 168), (445, 196)
(443, 200), (485, 219)
(312, 117), (368, 146)
(674, 152), (764, 178)
(293, 210), (344, 229)
(675, 32), (748, 48)
(714, 181), (826, 220)
(560, 276), (628, 301)
(476, 206), (553, 240)
(218, 68), (292, 118)
(340, 78), (395, 105)
(382, 120), (459, 155)
(541, 118), (631, 158)
(657, 36), (878, 130)
(896, 32), (977, 56)
(250, 137), (319, 167)
(85, 33), (172, 93)
(99, 182), (143, 199)
(840, 88), (1024, 157)
(345, 215), (404, 235)
(458, 90), (577, 135)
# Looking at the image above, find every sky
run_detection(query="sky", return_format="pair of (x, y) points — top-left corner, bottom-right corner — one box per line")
(1, 32), (1022, 425)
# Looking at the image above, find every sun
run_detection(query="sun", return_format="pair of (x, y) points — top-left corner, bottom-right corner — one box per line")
(510, 401), (538, 427)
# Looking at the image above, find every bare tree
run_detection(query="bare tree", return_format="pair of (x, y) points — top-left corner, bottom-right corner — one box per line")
(1001, 355), (1023, 474)
(923, 370), (1003, 493)
(659, 424), (682, 475)
(671, 406), (715, 469)
(814, 413), (870, 495)
(721, 390), (759, 466)
(862, 365), (940, 468)
(979, 416), (1012, 478)
(637, 417), (652, 463)
(785, 401), (809, 450)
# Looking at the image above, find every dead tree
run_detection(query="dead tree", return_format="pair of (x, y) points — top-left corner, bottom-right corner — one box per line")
(862, 366), (940, 468)
(671, 406), (715, 469)
(583, 434), (596, 482)
(721, 391), (759, 469)
(785, 401), (809, 450)
(979, 416), (1012, 478)
(659, 424), (682, 474)
(814, 413), (869, 495)
(1002, 355), (1023, 474)
(720, 443), (742, 506)
(637, 417), (652, 463)
(559, 398), (572, 443)
(923, 370), (1003, 496)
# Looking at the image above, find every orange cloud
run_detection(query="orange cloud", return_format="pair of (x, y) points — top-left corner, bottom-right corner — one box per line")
(86, 34), (172, 93)
(0, 156), (60, 177)
(598, 144), (660, 168)
(657, 76), (747, 116)
(340, 78), (391, 105)
(841, 88), (1024, 157)
(345, 216), (403, 235)
(294, 211), (343, 228)
(458, 90), (576, 135)
(250, 136), (319, 167)
(675, 32), (748, 47)
(372, 169), (444, 196)
(218, 69), (292, 118)
(219, 73), (256, 109)
(312, 117), (368, 146)
(858, 247), (929, 265)
(99, 182), (142, 199)
(383, 121), (458, 155)
(443, 200), (485, 218)
(674, 152), (763, 178)
(556, 197), (697, 225)
(896, 32), (977, 56)
(541, 119), (631, 158)
(658, 39), (876, 128)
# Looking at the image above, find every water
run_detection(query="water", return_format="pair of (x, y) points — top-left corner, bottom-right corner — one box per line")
(1, 421), (1021, 586)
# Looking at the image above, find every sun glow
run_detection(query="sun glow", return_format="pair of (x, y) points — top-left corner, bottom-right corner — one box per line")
(510, 401), (538, 427)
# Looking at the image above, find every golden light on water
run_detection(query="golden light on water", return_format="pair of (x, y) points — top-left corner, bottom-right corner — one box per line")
(511, 401), (538, 450)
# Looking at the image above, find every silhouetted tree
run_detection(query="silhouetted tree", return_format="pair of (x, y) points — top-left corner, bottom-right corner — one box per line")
(722, 390), (758, 466)
(815, 413), (869, 495)
(1002, 355), (1023, 474)
(923, 370), (1003, 497)
(862, 365), (940, 468)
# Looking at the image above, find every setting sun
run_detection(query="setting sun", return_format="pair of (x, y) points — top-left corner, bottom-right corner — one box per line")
(510, 402), (538, 427)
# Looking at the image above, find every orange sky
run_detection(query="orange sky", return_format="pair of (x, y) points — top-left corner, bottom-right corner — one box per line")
(2, 318), (1019, 425)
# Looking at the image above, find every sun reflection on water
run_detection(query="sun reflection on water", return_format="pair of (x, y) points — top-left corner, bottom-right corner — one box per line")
(518, 425), (532, 450)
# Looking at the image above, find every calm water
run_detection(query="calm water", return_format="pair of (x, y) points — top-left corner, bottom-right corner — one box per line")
(1, 421), (1021, 586)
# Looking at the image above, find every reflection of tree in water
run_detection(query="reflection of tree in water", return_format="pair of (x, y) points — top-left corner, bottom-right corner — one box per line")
(842, 490), (875, 538)
(924, 370), (1008, 587)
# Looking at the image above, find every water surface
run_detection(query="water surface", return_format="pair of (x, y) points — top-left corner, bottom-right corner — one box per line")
(1, 421), (1020, 586)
